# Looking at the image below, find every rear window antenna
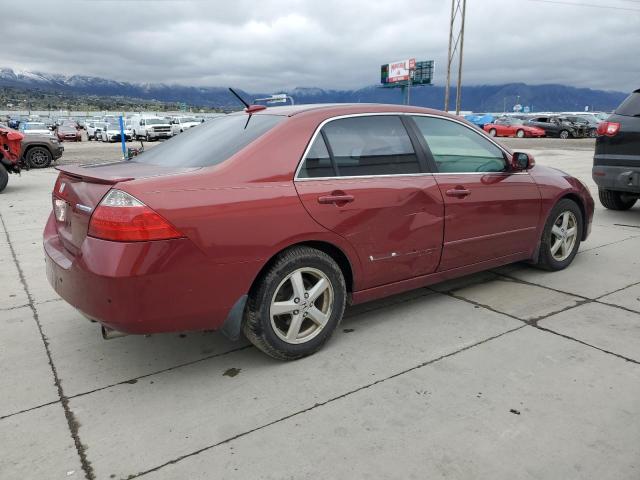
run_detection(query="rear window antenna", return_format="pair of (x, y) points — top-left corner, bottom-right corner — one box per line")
(228, 88), (250, 109)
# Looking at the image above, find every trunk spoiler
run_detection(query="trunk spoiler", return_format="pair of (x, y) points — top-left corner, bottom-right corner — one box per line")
(55, 165), (134, 185)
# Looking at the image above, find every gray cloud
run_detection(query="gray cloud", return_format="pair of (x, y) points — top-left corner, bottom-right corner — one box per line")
(1, 0), (638, 92)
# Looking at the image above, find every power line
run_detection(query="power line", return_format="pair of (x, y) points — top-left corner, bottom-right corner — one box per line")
(525, 0), (640, 11)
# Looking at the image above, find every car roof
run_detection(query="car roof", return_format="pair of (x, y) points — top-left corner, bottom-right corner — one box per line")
(242, 103), (460, 123)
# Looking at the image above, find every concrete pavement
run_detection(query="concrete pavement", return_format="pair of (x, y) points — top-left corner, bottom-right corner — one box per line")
(1, 141), (639, 479)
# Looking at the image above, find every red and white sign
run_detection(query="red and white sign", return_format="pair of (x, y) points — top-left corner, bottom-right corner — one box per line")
(388, 58), (416, 83)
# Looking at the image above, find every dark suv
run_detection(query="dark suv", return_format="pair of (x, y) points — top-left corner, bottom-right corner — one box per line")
(593, 89), (640, 210)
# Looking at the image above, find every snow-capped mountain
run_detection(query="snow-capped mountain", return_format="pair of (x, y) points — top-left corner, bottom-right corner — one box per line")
(0, 67), (629, 111)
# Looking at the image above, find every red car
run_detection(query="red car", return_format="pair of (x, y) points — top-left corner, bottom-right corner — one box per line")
(44, 104), (593, 360)
(57, 123), (81, 142)
(484, 117), (545, 138)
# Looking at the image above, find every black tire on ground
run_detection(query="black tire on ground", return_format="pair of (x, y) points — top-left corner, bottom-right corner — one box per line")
(26, 147), (52, 169)
(535, 198), (583, 271)
(489, 128), (497, 137)
(0, 164), (8, 193)
(559, 130), (570, 139)
(516, 129), (525, 138)
(243, 246), (347, 361)
(145, 133), (151, 142)
(598, 189), (638, 211)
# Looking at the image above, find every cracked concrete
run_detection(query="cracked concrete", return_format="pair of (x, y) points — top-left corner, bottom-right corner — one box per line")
(1, 140), (639, 480)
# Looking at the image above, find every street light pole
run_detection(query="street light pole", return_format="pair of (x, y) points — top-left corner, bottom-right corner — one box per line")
(454, 0), (467, 116)
(444, 0), (455, 112)
(444, 0), (467, 115)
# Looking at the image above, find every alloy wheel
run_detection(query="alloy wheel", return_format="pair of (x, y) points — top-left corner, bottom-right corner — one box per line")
(550, 211), (578, 261)
(269, 267), (334, 344)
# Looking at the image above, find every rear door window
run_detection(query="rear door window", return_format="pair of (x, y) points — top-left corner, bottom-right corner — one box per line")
(297, 135), (335, 178)
(615, 92), (640, 116)
(322, 116), (420, 177)
(135, 114), (283, 167)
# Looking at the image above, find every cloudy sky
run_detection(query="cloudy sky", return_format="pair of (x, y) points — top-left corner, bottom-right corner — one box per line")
(1, 0), (638, 92)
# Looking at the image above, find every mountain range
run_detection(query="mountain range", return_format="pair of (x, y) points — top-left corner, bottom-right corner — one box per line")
(0, 67), (629, 112)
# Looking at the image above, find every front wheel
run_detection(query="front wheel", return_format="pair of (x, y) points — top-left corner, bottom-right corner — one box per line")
(599, 189), (637, 210)
(243, 246), (346, 360)
(488, 128), (497, 137)
(535, 199), (582, 271)
(516, 129), (525, 138)
(26, 147), (52, 168)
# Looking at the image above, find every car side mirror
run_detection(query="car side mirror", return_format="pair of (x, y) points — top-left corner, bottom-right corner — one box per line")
(512, 152), (535, 171)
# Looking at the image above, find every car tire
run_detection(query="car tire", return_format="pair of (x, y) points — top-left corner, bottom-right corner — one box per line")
(26, 147), (52, 169)
(243, 246), (346, 361)
(145, 133), (151, 142)
(559, 130), (570, 139)
(0, 164), (8, 193)
(598, 189), (637, 210)
(516, 129), (525, 138)
(535, 199), (582, 271)
(489, 128), (497, 137)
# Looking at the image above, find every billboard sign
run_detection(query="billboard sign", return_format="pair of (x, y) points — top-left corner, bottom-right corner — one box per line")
(381, 59), (433, 86)
(382, 58), (416, 84)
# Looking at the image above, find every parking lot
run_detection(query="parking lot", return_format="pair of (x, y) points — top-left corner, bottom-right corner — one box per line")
(1, 137), (639, 479)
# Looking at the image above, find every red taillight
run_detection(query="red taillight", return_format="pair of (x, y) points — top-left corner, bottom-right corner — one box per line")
(88, 189), (183, 242)
(596, 121), (620, 137)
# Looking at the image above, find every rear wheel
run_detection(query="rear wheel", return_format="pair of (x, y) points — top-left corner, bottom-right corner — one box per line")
(516, 129), (525, 138)
(559, 130), (570, 139)
(26, 147), (52, 168)
(243, 246), (346, 360)
(535, 199), (582, 271)
(489, 128), (497, 137)
(598, 189), (638, 210)
(0, 164), (8, 193)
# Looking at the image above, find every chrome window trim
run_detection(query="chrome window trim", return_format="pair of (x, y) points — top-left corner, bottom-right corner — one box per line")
(293, 112), (517, 181)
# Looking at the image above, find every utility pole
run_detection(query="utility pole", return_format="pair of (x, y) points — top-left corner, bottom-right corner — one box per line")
(443, 0), (467, 115)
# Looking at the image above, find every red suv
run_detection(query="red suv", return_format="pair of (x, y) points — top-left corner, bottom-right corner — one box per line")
(44, 104), (594, 360)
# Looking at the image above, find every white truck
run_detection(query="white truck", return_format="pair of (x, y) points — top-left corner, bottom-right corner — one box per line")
(170, 116), (202, 135)
(129, 115), (173, 141)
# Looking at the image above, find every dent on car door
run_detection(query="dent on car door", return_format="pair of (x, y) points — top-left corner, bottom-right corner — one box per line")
(410, 116), (541, 271)
(294, 115), (444, 289)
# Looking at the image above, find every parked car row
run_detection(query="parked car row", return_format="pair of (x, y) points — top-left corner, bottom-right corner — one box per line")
(468, 111), (608, 139)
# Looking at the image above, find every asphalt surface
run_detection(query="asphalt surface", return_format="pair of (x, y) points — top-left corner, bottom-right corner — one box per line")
(1, 136), (639, 480)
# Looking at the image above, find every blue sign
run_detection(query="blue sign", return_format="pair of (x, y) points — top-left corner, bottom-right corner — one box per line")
(523, 106), (530, 113)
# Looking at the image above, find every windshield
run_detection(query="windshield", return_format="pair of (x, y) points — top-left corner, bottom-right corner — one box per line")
(106, 123), (119, 130)
(145, 118), (168, 125)
(134, 114), (284, 168)
(24, 123), (46, 130)
(179, 117), (198, 123)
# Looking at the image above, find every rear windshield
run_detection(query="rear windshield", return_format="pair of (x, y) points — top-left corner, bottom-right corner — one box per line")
(134, 114), (284, 167)
(615, 92), (640, 116)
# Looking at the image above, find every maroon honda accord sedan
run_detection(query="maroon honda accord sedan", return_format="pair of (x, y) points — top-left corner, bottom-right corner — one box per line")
(44, 104), (594, 360)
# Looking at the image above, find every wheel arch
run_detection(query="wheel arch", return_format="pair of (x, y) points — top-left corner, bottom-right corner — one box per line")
(558, 192), (588, 240)
(21, 143), (52, 159)
(249, 240), (355, 298)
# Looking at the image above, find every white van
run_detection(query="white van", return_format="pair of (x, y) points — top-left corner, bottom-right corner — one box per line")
(170, 116), (202, 135)
(129, 115), (173, 141)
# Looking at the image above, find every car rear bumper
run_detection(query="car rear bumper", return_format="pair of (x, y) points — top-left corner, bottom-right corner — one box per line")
(43, 213), (257, 335)
(53, 145), (64, 159)
(592, 161), (640, 193)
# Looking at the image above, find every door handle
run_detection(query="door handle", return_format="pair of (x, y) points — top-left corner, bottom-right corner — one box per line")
(445, 188), (471, 198)
(317, 194), (355, 205)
